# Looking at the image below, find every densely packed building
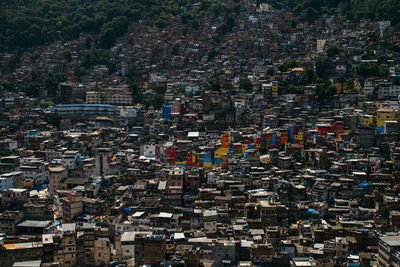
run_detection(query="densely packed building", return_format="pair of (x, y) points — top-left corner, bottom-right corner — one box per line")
(1, 2), (400, 267)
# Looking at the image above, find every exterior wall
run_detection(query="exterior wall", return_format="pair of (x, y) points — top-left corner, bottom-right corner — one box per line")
(94, 238), (110, 265)
(377, 109), (396, 127)
(143, 237), (165, 265)
(86, 91), (102, 104)
(0, 176), (13, 190)
(212, 243), (236, 267)
(49, 167), (68, 194)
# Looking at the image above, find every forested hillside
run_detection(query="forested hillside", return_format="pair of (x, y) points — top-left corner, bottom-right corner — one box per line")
(0, 0), (398, 53)
(0, 0), (237, 52)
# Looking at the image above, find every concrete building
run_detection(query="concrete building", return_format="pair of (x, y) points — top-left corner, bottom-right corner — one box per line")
(0, 173), (14, 190)
(61, 191), (83, 223)
(378, 234), (400, 267)
(49, 166), (68, 194)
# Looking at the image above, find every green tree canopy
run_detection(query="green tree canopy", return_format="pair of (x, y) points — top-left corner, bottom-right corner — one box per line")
(327, 45), (340, 57)
(239, 78), (252, 92)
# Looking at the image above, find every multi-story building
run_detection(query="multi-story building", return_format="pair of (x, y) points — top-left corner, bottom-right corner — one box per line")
(378, 234), (400, 267)
(104, 85), (132, 106)
(167, 167), (184, 188)
(203, 209), (218, 236)
(377, 108), (397, 128)
(86, 91), (102, 104)
(0, 156), (20, 173)
(0, 172), (14, 190)
(49, 166), (68, 194)
(358, 114), (375, 127)
(94, 237), (110, 265)
(86, 85), (132, 106)
(364, 79), (375, 96)
(62, 150), (79, 169)
(61, 191), (83, 223)
(0, 210), (23, 234)
(50, 104), (116, 115)
(19, 160), (49, 186)
(61, 233), (77, 267)
(212, 240), (236, 267)
(377, 82), (397, 100)
(95, 148), (112, 176)
(143, 234), (166, 266)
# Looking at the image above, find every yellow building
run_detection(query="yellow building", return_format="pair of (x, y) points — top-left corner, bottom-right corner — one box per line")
(214, 147), (229, 158)
(294, 131), (304, 141)
(203, 162), (212, 168)
(270, 80), (278, 98)
(359, 114), (375, 127)
(377, 108), (397, 127)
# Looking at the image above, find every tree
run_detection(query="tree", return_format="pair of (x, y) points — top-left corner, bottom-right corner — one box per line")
(145, 94), (165, 109)
(239, 78), (252, 92)
(176, 86), (186, 94)
(314, 79), (337, 108)
(64, 50), (72, 62)
(343, 78), (354, 91)
(44, 76), (60, 96)
(327, 45), (340, 57)
(315, 56), (330, 78)
(154, 17), (168, 28)
(0, 149), (11, 157)
(222, 81), (234, 94)
(287, 84), (304, 95)
(127, 67), (144, 103)
(209, 80), (221, 91)
(22, 71), (41, 97)
(218, 15), (235, 35)
(279, 60), (298, 72)
(298, 67), (315, 85)
(45, 113), (62, 128)
(2, 81), (16, 92)
(378, 55), (389, 63)
(208, 48), (217, 60)
(356, 62), (382, 77)
(304, 7), (318, 23)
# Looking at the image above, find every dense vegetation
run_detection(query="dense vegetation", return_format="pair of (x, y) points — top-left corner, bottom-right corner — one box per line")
(1, 0), (398, 53)
(0, 0), (140, 51)
(0, 0), (240, 52)
(261, 0), (400, 25)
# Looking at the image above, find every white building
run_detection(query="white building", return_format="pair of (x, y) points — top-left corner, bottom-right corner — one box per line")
(203, 210), (218, 234)
(140, 143), (164, 159)
(62, 150), (80, 169)
(364, 79), (374, 96)
(19, 160), (49, 186)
